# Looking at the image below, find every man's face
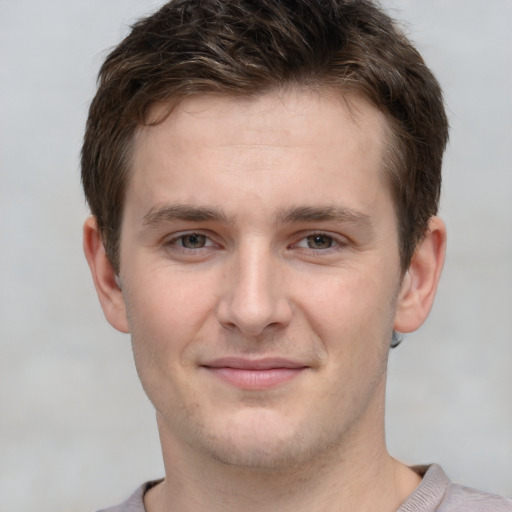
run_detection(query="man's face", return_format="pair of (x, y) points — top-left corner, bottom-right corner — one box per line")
(117, 89), (404, 469)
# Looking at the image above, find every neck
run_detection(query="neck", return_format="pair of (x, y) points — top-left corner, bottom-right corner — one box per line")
(145, 406), (421, 512)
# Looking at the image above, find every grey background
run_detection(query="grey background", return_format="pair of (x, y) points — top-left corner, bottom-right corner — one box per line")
(1, 1), (511, 511)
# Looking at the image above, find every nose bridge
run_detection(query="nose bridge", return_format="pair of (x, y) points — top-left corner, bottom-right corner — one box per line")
(218, 237), (291, 335)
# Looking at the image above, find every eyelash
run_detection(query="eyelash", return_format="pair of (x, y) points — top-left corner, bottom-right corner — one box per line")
(166, 232), (217, 251)
(164, 231), (347, 255)
(293, 232), (346, 251)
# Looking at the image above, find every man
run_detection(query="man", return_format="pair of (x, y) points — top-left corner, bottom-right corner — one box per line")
(82, 0), (512, 511)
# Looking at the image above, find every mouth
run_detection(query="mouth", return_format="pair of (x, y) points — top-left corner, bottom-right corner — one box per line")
(201, 357), (309, 390)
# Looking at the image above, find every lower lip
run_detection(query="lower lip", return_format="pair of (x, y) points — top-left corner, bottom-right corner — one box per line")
(205, 367), (305, 390)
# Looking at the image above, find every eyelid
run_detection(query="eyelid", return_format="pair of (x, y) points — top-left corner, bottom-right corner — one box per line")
(292, 231), (349, 250)
(162, 229), (350, 253)
(165, 230), (219, 249)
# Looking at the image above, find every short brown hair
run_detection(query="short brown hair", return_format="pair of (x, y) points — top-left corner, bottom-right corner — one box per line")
(82, 0), (448, 273)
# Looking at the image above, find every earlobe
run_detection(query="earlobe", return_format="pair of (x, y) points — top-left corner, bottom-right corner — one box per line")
(393, 217), (447, 333)
(83, 216), (130, 334)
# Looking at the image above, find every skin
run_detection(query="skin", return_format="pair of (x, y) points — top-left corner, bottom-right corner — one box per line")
(84, 88), (446, 512)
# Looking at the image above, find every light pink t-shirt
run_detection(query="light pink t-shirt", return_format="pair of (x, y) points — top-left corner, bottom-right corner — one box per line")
(96, 464), (512, 512)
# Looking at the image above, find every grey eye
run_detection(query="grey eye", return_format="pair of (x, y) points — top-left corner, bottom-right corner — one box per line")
(306, 234), (334, 249)
(180, 234), (207, 248)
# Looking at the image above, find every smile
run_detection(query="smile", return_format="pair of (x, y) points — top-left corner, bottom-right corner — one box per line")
(201, 358), (308, 390)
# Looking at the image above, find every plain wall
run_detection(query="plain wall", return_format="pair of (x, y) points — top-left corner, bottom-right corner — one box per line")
(1, 1), (511, 510)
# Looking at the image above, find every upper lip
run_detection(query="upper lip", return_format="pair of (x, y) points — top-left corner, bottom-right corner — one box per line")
(201, 357), (308, 370)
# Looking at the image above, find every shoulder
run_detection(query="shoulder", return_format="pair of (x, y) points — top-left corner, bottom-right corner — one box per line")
(399, 464), (512, 512)
(439, 481), (512, 512)
(95, 480), (162, 512)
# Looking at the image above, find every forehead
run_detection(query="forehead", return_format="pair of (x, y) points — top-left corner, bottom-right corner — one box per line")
(140, 88), (390, 153)
(127, 88), (393, 221)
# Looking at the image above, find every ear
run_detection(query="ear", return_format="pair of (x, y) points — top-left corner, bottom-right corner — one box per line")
(393, 216), (446, 333)
(83, 216), (130, 333)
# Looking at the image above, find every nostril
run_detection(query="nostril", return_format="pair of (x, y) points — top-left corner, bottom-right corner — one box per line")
(216, 295), (293, 337)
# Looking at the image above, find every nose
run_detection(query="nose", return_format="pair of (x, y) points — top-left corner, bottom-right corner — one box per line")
(216, 242), (293, 337)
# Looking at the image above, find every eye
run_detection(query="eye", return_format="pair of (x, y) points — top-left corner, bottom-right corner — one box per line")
(305, 234), (335, 249)
(170, 233), (211, 249)
(163, 231), (221, 261)
(296, 233), (338, 250)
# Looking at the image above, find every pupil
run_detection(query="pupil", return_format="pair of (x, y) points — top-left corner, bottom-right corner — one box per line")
(308, 234), (332, 249)
(183, 234), (205, 248)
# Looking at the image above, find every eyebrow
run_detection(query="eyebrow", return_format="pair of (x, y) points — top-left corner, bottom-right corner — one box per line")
(141, 203), (373, 232)
(142, 204), (229, 227)
(278, 205), (373, 230)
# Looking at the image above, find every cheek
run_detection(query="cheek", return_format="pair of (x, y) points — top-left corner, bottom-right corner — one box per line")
(295, 268), (398, 379)
(122, 272), (216, 362)
(123, 280), (208, 404)
(301, 269), (397, 333)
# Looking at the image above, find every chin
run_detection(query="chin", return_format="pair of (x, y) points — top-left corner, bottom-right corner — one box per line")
(189, 408), (340, 471)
